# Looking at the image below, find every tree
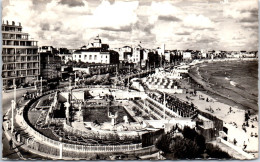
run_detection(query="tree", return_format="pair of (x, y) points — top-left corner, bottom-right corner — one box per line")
(206, 143), (231, 159)
(156, 126), (230, 160)
(182, 126), (197, 140)
(155, 133), (172, 153)
(169, 136), (200, 159)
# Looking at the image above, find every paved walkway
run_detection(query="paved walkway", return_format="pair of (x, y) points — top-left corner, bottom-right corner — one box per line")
(2, 107), (24, 160)
(209, 141), (248, 160)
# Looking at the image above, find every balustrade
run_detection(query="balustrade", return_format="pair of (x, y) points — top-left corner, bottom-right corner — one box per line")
(19, 92), (142, 155)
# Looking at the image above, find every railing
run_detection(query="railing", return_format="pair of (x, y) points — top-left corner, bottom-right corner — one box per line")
(63, 122), (141, 140)
(73, 85), (128, 90)
(3, 37), (28, 40)
(3, 44), (37, 47)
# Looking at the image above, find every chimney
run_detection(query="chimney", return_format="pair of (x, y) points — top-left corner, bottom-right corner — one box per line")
(12, 21), (15, 25)
(19, 22), (21, 26)
(6, 20), (8, 25)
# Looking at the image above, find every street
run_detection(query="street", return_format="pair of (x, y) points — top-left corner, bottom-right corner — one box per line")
(2, 87), (36, 159)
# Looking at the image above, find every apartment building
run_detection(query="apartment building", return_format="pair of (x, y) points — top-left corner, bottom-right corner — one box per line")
(2, 21), (39, 87)
(115, 45), (133, 62)
(39, 46), (62, 80)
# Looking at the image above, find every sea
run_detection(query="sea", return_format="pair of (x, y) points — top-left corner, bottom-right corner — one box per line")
(198, 60), (258, 113)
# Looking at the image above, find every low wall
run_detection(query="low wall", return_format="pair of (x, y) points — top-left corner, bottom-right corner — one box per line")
(217, 137), (254, 159)
(63, 122), (141, 140)
(74, 85), (128, 90)
(20, 91), (144, 154)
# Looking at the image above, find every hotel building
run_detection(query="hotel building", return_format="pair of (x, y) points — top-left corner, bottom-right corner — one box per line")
(2, 21), (39, 87)
(73, 36), (119, 64)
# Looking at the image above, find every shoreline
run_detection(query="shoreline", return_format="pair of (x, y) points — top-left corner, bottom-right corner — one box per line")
(188, 59), (258, 115)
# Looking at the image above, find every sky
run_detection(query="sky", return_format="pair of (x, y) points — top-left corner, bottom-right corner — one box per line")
(2, 0), (259, 51)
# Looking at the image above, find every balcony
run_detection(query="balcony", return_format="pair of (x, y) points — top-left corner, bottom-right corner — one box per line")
(2, 68), (15, 71)
(3, 36), (28, 40)
(27, 59), (39, 62)
(3, 44), (37, 47)
(3, 36), (15, 39)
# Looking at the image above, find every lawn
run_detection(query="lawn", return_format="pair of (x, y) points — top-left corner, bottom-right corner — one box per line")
(28, 111), (42, 126)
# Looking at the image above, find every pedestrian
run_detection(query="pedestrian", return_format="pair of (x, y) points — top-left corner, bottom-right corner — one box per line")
(9, 140), (13, 150)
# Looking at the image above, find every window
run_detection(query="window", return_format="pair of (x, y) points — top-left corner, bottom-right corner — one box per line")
(89, 55), (92, 60)
(94, 55), (97, 60)
(79, 55), (81, 58)
(84, 55), (87, 59)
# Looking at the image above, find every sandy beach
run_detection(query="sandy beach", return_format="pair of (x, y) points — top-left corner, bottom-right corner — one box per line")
(172, 59), (258, 157)
(188, 60), (258, 114)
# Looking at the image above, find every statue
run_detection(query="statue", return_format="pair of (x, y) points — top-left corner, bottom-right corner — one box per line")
(64, 102), (70, 122)
(123, 115), (128, 124)
(108, 108), (118, 126)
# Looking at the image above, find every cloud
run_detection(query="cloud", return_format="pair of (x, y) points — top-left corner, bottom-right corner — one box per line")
(196, 37), (218, 44)
(223, 0), (258, 24)
(148, 1), (182, 24)
(176, 31), (191, 35)
(239, 9), (258, 23)
(100, 25), (133, 32)
(90, 1), (139, 28)
(58, 0), (85, 7)
(183, 14), (214, 29)
(242, 23), (258, 30)
(158, 15), (181, 22)
(139, 1), (152, 6)
(133, 17), (155, 35)
(40, 23), (50, 31)
(2, 0), (258, 51)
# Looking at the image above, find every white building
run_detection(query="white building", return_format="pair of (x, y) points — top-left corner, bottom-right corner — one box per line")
(201, 49), (208, 58)
(115, 45), (133, 62)
(59, 53), (72, 64)
(130, 44), (143, 63)
(157, 44), (165, 56)
(183, 50), (192, 60)
(72, 36), (118, 64)
(73, 50), (110, 64)
(164, 51), (171, 62)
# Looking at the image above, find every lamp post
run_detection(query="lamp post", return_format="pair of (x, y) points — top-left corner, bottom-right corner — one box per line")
(163, 92), (166, 120)
(11, 79), (16, 134)
(69, 76), (72, 90)
(74, 71), (76, 87)
(59, 137), (63, 159)
(13, 79), (16, 106)
(11, 100), (15, 134)
(116, 66), (117, 78)
(128, 65), (130, 90)
(40, 77), (42, 95)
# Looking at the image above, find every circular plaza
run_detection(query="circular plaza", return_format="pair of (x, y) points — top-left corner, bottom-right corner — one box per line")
(12, 85), (165, 159)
